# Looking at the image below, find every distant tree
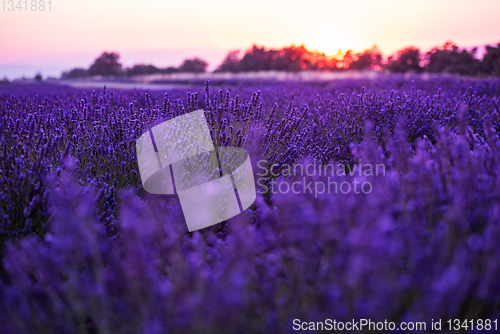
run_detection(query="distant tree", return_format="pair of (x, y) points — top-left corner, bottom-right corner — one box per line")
(386, 47), (422, 73)
(0, 77), (9, 84)
(482, 43), (500, 76)
(231, 44), (335, 72)
(215, 44), (346, 72)
(349, 45), (382, 71)
(159, 67), (179, 74)
(305, 49), (339, 70)
(215, 50), (241, 72)
(61, 68), (88, 79)
(271, 44), (312, 72)
(177, 58), (208, 73)
(125, 64), (160, 76)
(34, 73), (43, 81)
(425, 41), (481, 76)
(88, 52), (123, 77)
(338, 50), (356, 70)
(237, 45), (272, 72)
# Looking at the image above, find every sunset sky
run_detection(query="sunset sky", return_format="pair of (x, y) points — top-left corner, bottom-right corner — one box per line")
(1, 0), (499, 79)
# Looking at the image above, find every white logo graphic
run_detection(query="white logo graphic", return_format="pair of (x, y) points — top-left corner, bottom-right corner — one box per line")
(136, 110), (256, 231)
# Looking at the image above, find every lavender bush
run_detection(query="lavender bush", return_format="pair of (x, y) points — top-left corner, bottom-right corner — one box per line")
(1, 76), (500, 333)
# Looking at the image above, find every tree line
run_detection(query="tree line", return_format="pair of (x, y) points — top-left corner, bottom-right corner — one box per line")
(61, 41), (500, 79)
(216, 41), (500, 76)
(61, 54), (208, 79)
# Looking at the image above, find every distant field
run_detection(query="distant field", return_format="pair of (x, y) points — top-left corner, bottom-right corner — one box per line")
(56, 70), (385, 90)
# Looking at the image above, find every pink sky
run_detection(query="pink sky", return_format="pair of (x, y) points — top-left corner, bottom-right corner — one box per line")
(1, 0), (499, 79)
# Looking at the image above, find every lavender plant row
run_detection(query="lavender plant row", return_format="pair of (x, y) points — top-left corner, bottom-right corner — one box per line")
(0, 76), (500, 333)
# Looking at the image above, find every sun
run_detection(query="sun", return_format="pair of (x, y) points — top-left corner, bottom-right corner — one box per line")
(304, 33), (357, 57)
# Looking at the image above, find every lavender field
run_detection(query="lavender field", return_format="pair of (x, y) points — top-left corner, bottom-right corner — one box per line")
(1, 75), (500, 333)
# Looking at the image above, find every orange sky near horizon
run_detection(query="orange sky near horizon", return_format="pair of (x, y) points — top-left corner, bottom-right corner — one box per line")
(0, 0), (499, 79)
